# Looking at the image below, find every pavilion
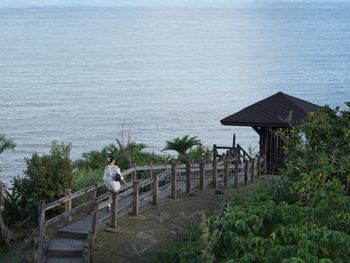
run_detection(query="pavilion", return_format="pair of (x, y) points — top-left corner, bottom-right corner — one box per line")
(220, 91), (322, 172)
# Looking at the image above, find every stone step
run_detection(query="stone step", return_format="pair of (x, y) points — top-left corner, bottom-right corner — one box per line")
(46, 257), (83, 263)
(47, 238), (84, 258)
(57, 229), (89, 239)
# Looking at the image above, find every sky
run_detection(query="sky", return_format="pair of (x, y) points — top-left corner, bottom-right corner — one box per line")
(1, 0), (349, 8)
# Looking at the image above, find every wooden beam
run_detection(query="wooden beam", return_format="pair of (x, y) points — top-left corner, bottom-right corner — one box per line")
(200, 161), (205, 191)
(186, 162), (191, 193)
(252, 126), (262, 135)
(171, 163), (177, 199)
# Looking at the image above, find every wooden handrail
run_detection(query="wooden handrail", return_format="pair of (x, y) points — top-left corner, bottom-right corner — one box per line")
(36, 154), (265, 262)
(45, 182), (103, 211)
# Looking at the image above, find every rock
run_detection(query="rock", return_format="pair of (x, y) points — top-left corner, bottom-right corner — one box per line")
(129, 215), (146, 221)
(215, 189), (225, 195)
(158, 212), (171, 223)
(105, 226), (122, 233)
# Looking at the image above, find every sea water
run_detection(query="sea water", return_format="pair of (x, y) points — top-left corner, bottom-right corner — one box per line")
(1, 2), (350, 185)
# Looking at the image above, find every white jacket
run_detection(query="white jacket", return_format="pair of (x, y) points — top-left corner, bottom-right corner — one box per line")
(103, 164), (124, 192)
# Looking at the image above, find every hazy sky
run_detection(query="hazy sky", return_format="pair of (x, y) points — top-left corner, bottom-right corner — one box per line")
(1, 0), (349, 8)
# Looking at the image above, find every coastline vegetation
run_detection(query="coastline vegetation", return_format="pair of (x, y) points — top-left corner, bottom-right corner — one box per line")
(0, 133), (211, 249)
(150, 103), (350, 263)
(2, 103), (349, 262)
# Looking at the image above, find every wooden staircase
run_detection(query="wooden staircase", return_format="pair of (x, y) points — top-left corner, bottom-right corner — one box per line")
(46, 236), (85, 263)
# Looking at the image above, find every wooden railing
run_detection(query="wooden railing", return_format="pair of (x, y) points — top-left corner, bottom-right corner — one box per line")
(213, 143), (252, 162)
(35, 157), (263, 263)
(87, 156), (263, 263)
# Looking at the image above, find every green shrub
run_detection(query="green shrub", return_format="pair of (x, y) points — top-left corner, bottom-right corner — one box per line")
(2, 141), (73, 226)
(156, 103), (350, 263)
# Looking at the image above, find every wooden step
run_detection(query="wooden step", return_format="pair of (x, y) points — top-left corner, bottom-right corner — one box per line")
(57, 229), (89, 239)
(47, 257), (83, 263)
(47, 238), (84, 257)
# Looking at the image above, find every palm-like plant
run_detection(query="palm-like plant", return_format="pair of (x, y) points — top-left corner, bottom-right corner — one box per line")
(0, 134), (16, 155)
(0, 134), (16, 243)
(162, 135), (200, 156)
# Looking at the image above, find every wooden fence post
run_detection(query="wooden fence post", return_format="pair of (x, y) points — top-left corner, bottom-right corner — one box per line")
(133, 181), (140, 216)
(171, 163), (177, 199)
(200, 161), (205, 191)
(212, 159), (217, 189)
(88, 231), (94, 263)
(257, 155), (261, 178)
(89, 201), (98, 263)
(91, 182), (97, 213)
(111, 192), (118, 228)
(244, 160), (248, 186)
(153, 171), (159, 205)
(133, 162), (137, 180)
(64, 189), (72, 223)
(224, 159), (229, 187)
(263, 154), (267, 175)
(186, 162), (191, 193)
(250, 158), (255, 183)
(148, 162), (153, 178)
(234, 160), (239, 188)
(37, 201), (46, 263)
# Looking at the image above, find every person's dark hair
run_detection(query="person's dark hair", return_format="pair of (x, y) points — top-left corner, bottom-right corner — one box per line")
(107, 155), (115, 164)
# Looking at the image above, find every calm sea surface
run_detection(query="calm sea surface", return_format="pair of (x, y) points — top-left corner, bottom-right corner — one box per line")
(1, 3), (350, 185)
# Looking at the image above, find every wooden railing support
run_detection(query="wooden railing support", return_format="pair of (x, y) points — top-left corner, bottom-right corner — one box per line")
(263, 154), (267, 175)
(257, 155), (261, 177)
(133, 181), (140, 216)
(200, 161), (205, 191)
(186, 162), (191, 193)
(36, 201), (46, 263)
(132, 162), (137, 180)
(212, 159), (217, 189)
(171, 163), (177, 199)
(224, 160), (229, 187)
(152, 171), (159, 205)
(90, 182), (97, 213)
(147, 162), (153, 178)
(234, 160), (239, 188)
(89, 201), (98, 263)
(111, 192), (118, 228)
(251, 158), (255, 183)
(88, 231), (94, 263)
(64, 189), (72, 223)
(244, 160), (248, 186)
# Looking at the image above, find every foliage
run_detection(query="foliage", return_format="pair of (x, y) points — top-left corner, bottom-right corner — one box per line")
(157, 103), (350, 263)
(0, 134), (16, 155)
(2, 141), (73, 227)
(162, 135), (211, 163)
(76, 139), (173, 171)
(178, 143), (212, 163)
(163, 135), (200, 156)
(277, 103), (350, 204)
(0, 134), (16, 244)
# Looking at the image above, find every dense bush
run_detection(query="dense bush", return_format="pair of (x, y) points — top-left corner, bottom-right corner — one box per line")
(156, 103), (350, 263)
(2, 142), (73, 227)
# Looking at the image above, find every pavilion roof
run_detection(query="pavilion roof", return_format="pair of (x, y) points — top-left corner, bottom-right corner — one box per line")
(220, 91), (322, 127)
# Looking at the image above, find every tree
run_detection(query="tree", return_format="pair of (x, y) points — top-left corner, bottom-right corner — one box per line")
(162, 135), (200, 157)
(0, 134), (16, 244)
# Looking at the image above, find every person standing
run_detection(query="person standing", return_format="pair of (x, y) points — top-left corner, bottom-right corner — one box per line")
(103, 156), (127, 192)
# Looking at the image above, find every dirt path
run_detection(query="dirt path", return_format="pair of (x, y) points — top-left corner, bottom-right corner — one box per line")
(93, 177), (273, 263)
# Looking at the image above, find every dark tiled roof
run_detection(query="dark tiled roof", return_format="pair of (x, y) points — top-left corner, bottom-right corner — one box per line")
(220, 92), (322, 127)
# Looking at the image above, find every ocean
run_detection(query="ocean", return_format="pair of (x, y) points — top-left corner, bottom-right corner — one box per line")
(1, 2), (350, 185)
